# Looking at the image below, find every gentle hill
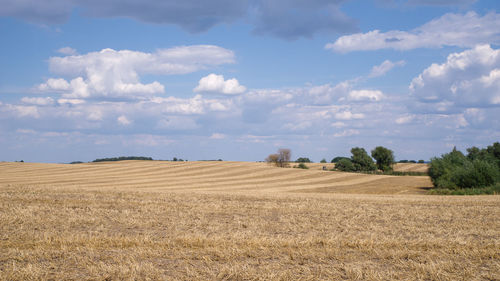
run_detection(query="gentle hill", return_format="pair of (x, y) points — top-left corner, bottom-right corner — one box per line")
(0, 160), (431, 194)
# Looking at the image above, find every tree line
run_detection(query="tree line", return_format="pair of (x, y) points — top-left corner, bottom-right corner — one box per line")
(266, 142), (500, 193)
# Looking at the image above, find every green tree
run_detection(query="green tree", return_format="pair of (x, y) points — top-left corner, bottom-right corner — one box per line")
(335, 158), (355, 172)
(320, 158), (327, 163)
(331, 156), (350, 163)
(296, 157), (312, 163)
(351, 147), (376, 172)
(429, 145), (499, 189)
(371, 146), (395, 172)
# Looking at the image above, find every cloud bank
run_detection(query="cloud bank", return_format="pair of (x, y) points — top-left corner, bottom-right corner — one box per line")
(0, 0), (356, 40)
(326, 12), (500, 52)
(39, 46), (235, 99)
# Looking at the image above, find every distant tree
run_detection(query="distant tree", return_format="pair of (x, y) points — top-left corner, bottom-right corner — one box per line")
(173, 157), (178, 162)
(278, 148), (291, 167)
(266, 154), (279, 165)
(92, 156), (153, 162)
(418, 160), (425, 164)
(266, 148), (291, 168)
(331, 156), (350, 163)
(371, 146), (395, 172)
(351, 147), (376, 172)
(398, 160), (409, 163)
(335, 158), (355, 172)
(409, 160), (417, 163)
(296, 157), (312, 163)
(296, 163), (309, 169)
(320, 158), (327, 163)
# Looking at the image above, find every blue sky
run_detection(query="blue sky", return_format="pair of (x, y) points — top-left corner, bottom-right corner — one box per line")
(0, 0), (499, 163)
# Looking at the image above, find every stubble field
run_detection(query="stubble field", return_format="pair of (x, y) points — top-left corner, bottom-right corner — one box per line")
(0, 161), (498, 280)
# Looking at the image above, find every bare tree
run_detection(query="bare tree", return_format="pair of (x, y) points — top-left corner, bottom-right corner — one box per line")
(265, 154), (279, 165)
(266, 148), (291, 168)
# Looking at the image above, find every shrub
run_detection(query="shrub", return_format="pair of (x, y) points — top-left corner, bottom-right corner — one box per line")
(429, 145), (500, 189)
(296, 163), (309, 169)
(418, 160), (425, 163)
(320, 158), (327, 163)
(335, 158), (355, 172)
(296, 157), (312, 163)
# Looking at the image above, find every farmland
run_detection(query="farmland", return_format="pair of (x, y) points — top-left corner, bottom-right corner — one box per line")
(0, 161), (499, 280)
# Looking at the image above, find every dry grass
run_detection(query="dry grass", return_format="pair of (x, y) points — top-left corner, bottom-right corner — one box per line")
(0, 161), (498, 280)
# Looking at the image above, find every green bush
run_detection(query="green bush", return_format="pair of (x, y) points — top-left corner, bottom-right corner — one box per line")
(335, 158), (355, 172)
(429, 145), (500, 190)
(295, 163), (309, 169)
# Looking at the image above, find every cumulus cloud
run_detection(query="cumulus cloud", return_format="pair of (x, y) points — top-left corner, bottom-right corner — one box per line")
(334, 110), (364, 120)
(410, 44), (500, 111)
(346, 90), (384, 102)
(39, 46), (235, 99)
(0, 0), (357, 40)
(369, 60), (405, 77)
(395, 114), (415, 124)
(209, 133), (226, 139)
(194, 73), (246, 95)
(326, 12), (500, 52)
(21, 97), (55, 106)
(406, 0), (477, 6)
(150, 95), (232, 115)
(57, 98), (86, 105)
(57, 47), (77, 55)
(333, 129), (360, 137)
(117, 115), (131, 125)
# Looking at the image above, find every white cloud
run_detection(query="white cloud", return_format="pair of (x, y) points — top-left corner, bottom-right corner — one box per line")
(194, 73), (246, 95)
(117, 115), (131, 125)
(326, 12), (500, 52)
(209, 133), (226, 139)
(369, 60), (405, 77)
(86, 111), (102, 121)
(13, 105), (40, 118)
(331, 121), (346, 128)
(39, 45), (235, 99)
(150, 95), (232, 115)
(333, 129), (360, 137)
(57, 99), (85, 105)
(335, 111), (365, 120)
(410, 44), (500, 110)
(347, 90), (385, 102)
(16, 128), (36, 134)
(395, 114), (415, 124)
(38, 78), (70, 91)
(21, 97), (55, 106)
(57, 47), (77, 55)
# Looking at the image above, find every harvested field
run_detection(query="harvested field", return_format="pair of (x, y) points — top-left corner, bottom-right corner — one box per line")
(0, 161), (498, 280)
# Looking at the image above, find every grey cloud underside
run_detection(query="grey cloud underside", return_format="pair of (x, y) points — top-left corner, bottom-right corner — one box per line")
(378, 0), (477, 7)
(0, 0), (356, 39)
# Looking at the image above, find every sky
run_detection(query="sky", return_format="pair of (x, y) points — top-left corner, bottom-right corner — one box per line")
(0, 0), (499, 163)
